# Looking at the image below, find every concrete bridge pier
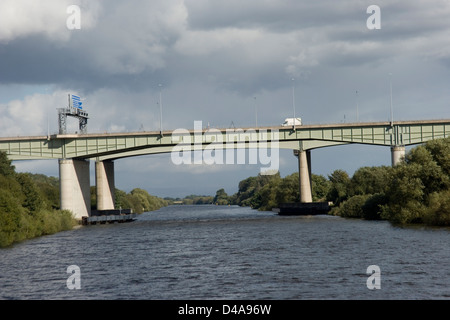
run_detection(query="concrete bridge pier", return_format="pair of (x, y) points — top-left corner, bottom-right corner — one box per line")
(95, 160), (116, 210)
(59, 159), (91, 220)
(295, 149), (313, 203)
(391, 145), (406, 166)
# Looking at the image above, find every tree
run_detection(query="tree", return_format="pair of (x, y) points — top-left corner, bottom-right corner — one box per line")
(235, 176), (259, 206)
(382, 163), (427, 224)
(405, 145), (450, 194)
(311, 174), (331, 201)
(337, 194), (370, 218)
(275, 173), (299, 205)
(349, 166), (391, 196)
(381, 138), (450, 225)
(361, 193), (386, 220)
(424, 137), (450, 177)
(0, 151), (15, 177)
(252, 174), (281, 210)
(234, 172), (281, 207)
(29, 174), (60, 209)
(114, 188), (130, 210)
(16, 173), (45, 214)
(213, 188), (229, 205)
(326, 169), (351, 205)
(423, 190), (450, 226)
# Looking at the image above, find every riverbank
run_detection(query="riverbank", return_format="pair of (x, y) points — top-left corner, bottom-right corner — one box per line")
(0, 209), (78, 248)
(0, 151), (168, 248)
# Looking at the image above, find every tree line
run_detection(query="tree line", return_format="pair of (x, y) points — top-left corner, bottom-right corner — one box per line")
(0, 153), (75, 247)
(0, 152), (168, 247)
(164, 194), (215, 205)
(212, 137), (450, 226)
(2, 136), (448, 246)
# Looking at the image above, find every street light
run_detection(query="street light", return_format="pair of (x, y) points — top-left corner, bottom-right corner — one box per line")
(254, 96), (258, 128)
(292, 78), (296, 130)
(389, 73), (393, 126)
(356, 90), (359, 122)
(158, 84), (163, 135)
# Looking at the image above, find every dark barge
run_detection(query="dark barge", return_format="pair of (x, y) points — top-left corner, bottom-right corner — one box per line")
(274, 202), (331, 216)
(81, 209), (136, 225)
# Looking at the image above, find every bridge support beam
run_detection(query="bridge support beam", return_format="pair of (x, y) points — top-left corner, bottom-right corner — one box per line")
(59, 159), (91, 220)
(296, 150), (313, 203)
(95, 160), (116, 210)
(391, 145), (405, 166)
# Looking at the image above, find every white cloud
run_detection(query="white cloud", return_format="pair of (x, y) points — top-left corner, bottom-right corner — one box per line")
(0, 0), (100, 43)
(76, 0), (188, 75)
(2, 0), (450, 197)
(0, 92), (60, 136)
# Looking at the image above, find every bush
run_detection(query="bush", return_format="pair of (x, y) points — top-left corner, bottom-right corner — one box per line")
(0, 151), (78, 247)
(335, 194), (370, 218)
(326, 170), (351, 206)
(381, 200), (427, 225)
(422, 190), (450, 226)
(361, 193), (386, 220)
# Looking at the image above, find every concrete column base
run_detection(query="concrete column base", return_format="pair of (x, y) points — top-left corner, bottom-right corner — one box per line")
(59, 159), (91, 220)
(297, 150), (313, 203)
(391, 145), (406, 166)
(96, 160), (115, 211)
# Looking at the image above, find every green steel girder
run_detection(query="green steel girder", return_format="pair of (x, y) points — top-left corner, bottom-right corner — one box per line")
(1, 120), (449, 161)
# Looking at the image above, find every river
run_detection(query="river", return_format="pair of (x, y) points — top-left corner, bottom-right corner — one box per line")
(0, 205), (449, 300)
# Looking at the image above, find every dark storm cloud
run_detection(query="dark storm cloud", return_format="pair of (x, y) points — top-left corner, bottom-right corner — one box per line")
(2, 0), (450, 96)
(0, 35), (91, 85)
(4, 0), (450, 198)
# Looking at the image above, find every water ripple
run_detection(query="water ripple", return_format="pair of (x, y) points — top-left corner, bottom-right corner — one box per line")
(1, 205), (449, 299)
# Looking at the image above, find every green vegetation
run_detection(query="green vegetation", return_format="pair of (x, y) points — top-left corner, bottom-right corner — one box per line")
(114, 188), (168, 214)
(213, 188), (231, 205)
(0, 152), (77, 247)
(218, 137), (450, 227)
(90, 186), (167, 214)
(0, 151), (168, 247)
(328, 137), (450, 226)
(164, 195), (214, 205)
(212, 171), (330, 211)
(3, 136), (447, 248)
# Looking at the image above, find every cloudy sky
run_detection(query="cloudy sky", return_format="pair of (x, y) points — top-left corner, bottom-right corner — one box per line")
(1, 0), (450, 198)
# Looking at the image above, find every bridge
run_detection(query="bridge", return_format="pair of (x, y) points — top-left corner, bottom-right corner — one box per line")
(1, 119), (449, 219)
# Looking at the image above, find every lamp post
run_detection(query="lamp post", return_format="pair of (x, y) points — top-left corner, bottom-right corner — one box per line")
(356, 90), (359, 122)
(159, 84), (163, 135)
(292, 78), (296, 130)
(254, 96), (258, 128)
(389, 73), (393, 126)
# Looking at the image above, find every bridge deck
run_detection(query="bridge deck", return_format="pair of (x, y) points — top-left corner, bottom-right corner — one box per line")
(1, 119), (449, 161)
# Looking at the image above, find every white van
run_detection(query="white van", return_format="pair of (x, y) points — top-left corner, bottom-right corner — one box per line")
(281, 117), (302, 126)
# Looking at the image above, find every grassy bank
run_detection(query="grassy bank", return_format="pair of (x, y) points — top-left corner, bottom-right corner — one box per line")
(0, 208), (77, 247)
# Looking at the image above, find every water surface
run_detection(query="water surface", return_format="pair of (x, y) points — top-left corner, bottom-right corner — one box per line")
(1, 205), (449, 299)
